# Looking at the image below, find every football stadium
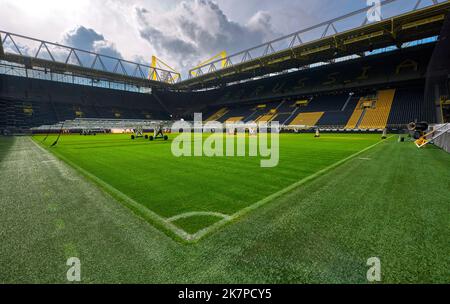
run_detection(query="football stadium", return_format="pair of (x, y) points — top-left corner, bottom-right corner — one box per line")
(1, 0), (450, 286)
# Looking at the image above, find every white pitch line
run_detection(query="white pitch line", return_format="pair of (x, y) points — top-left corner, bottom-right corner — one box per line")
(29, 136), (392, 243)
(30, 138), (193, 241)
(190, 136), (393, 242)
(42, 160), (57, 163)
(31, 141), (79, 181)
(167, 212), (230, 222)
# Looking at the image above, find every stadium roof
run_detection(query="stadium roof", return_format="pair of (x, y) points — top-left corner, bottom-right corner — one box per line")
(175, 0), (450, 90)
(0, 31), (180, 90)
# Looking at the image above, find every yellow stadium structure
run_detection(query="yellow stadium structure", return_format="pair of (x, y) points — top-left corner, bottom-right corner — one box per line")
(225, 117), (245, 123)
(205, 108), (228, 122)
(256, 109), (278, 123)
(345, 98), (366, 129)
(345, 90), (396, 129)
(359, 89), (396, 129)
(290, 112), (324, 126)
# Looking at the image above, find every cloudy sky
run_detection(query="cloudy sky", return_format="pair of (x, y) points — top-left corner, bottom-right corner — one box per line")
(0, 0), (436, 77)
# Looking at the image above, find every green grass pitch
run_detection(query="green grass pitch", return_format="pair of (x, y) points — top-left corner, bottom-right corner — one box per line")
(33, 133), (381, 241)
(1, 133), (449, 283)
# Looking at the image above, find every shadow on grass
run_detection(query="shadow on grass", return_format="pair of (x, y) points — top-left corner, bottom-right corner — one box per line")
(0, 136), (17, 163)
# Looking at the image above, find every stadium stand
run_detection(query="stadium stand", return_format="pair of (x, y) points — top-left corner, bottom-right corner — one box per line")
(0, 74), (171, 131)
(176, 43), (437, 131)
(316, 95), (360, 128)
(0, 41), (443, 133)
(388, 86), (436, 127)
(244, 104), (272, 123)
(219, 105), (256, 123)
(345, 98), (366, 129)
(256, 109), (278, 123)
(359, 89), (396, 130)
(290, 112), (325, 127)
(205, 107), (228, 122)
(225, 117), (245, 123)
(273, 109), (298, 125)
(301, 94), (349, 112)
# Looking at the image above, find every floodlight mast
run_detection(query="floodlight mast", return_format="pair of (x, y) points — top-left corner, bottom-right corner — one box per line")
(150, 56), (181, 84)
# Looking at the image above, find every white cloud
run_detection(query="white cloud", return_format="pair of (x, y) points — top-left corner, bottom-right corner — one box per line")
(0, 0), (281, 77)
(62, 26), (122, 59)
(1, 0), (401, 78)
(135, 0), (279, 75)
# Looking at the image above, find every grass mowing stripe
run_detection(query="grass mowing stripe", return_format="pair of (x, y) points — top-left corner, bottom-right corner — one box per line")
(30, 137), (191, 242)
(33, 133), (379, 221)
(32, 135), (391, 243)
(190, 136), (393, 242)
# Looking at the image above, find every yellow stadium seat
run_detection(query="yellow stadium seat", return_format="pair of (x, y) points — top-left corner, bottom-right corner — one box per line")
(205, 108), (228, 122)
(345, 98), (365, 129)
(225, 117), (245, 123)
(255, 109), (278, 123)
(290, 112), (324, 126)
(359, 89), (396, 129)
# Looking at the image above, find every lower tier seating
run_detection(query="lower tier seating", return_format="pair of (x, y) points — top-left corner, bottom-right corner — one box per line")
(359, 89), (396, 129)
(290, 112), (325, 126)
(201, 86), (434, 129)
